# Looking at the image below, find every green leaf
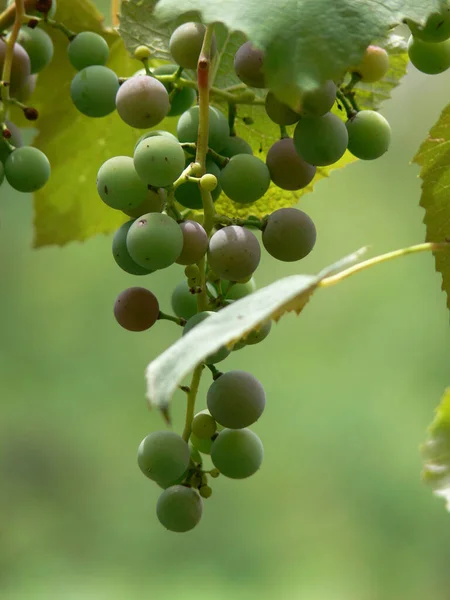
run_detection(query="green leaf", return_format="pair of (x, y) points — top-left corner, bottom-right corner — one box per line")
(422, 388), (450, 511)
(412, 102), (450, 309)
(145, 250), (363, 413)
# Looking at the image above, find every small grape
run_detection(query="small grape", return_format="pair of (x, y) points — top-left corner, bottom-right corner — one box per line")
(175, 158), (221, 209)
(208, 226), (261, 281)
(185, 264), (200, 279)
(190, 433), (213, 455)
(96, 156), (148, 210)
(169, 22), (217, 70)
(171, 281), (198, 320)
(116, 76), (170, 129)
(16, 26), (53, 74)
(138, 431), (190, 486)
(266, 138), (316, 191)
(407, 35), (450, 74)
(346, 110), (391, 160)
(200, 173), (218, 192)
(293, 112), (348, 166)
(70, 65), (119, 117)
(176, 220), (209, 266)
(112, 220), (153, 276)
(262, 208), (316, 262)
(122, 188), (164, 218)
(407, 8), (450, 43)
(219, 154), (270, 204)
(350, 45), (389, 83)
(157, 485), (203, 532)
(220, 136), (253, 157)
(199, 485), (212, 499)
(153, 64), (197, 117)
(192, 411), (217, 439)
(265, 91), (301, 125)
(225, 277), (256, 300)
(134, 135), (185, 188)
(5, 146), (50, 192)
(114, 286), (159, 331)
(67, 31), (109, 71)
(177, 105), (229, 152)
(207, 370), (266, 429)
(234, 41), (266, 88)
(233, 320), (272, 350)
(211, 428), (264, 479)
(126, 213), (183, 270)
(134, 45), (151, 61)
(183, 311), (231, 364)
(297, 80), (337, 117)
(134, 129), (178, 152)
(0, 39), (30, 95)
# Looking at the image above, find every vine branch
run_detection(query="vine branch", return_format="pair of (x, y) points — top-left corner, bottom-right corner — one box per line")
(0, 0), (24, 123)
(181, 364), (204, 442)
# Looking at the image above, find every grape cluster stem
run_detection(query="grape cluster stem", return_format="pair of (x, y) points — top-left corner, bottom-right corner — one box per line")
(0, 0), (24, 123)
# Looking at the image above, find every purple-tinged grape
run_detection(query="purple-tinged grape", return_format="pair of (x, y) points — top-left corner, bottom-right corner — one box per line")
(138, 431), (190, 486)
(346, 110), (391, 160)
(96, 156), (148, 210)
(211, 428), (263, 479)
(407, 34), (450, 74)
(220, 135), (253, 157)
(0, 39), (31, 95)
(113, 286), (159, 331)
(407, 8), (450, 43)
(116, 76), (170, 129)
(16, 26), (53, 74)
(134, 135), (185, 187)
(5, 146), (50, 192)
(177, 105), (229, 152)
(157, 485), (203, 532)
(171, 281), (198, 320)
(266, 138), (316, 190)
(265, 91), (300, 125)
(207, 226), (261, 281)
(126, 212), (183, 270)
(70, 65), (119, 117)
(262, 208), (316, 262)
(234, 41), (266, 88)
(169, 22), (217, 70)
(112, 220), (153, 276)
(68, 31), (109, 71)
(14, 73), (37, 102)
(350, 45), (389, 82)
(153, 64), (197, 116)
(176, 220), (209, 265)
(183, 311), (231, 364)
(219, 154), (270, 204)
(293, 112), (348, 166)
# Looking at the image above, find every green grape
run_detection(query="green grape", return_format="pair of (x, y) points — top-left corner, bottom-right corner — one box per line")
(264, 91), (301, 125)
(169, 22), (217, 70)
(234, 41), (266, 88)
(30, 0), (57, 18)
(67, 31), (109, 71)
(183, 311), (231, 364)
(153, 64), (197, 117)
(346, 110), (391, 160)
(96, 156), (148, 210)
(293, 112), (348, 166)
(126, 212), (183, 270)
(408, 8), (450, 43)
(133, 135), (185, 187)
(0, 119), (23, 163)
(207, 370), (266, 429)
(220, 135), (253, 157)
(5, 146), (50, 192)
(16, 26), (53, 74)
(157, 485), (203, 532)
(225, 277), (256, 300)
(113, 286), (159, 331)
(407, 35), (450, 74)
(70, 65), (119, 117)
(138, 431), (190, 486)
(176, 220), (209, 266)
(208, 225), (261, 281)
(262, 208), (316, 262)
(0, 39), (30, 95)
(192, 411), (217, 439)
(112, 220), (153, 276)
(190, 433), (213, 455)
(122, 188), (164, 218)
(175, 158), (221, 209)
(14, 73), (37, 102)
(177, 105), (229, 152)
(157, 470), (189, 490)
(297, 80), (337, 117)
(233, 320), (272, 350)
(185, 264), (200, 279)
(350, 45), (389, 82)
(219, 154), (270, 204)
(199, 485), (212, 499)
(134, 129), (178, 152)
(189, 444), (202, 465)
(116, 75), (170, 129)
(211, 428), (264, 479)
(200, 173), (217, 192)
(266, 138), (316, 190)
(134, 45), (151, 61)
(171, 281), (198, 320)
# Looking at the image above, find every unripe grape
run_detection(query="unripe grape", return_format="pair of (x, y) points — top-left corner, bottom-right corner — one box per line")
(262, 208), (316, 262)
(176, 220), (209, 265)
(184, 264), (200, 279)
(134, 129), (178, 151)
(293, 112), (348, 166)
(407, 34), (450, 74)
(183, 311), (230, 364)
(175, 158), (221, 209)
(219, 154), (270, 204)
(211, 428), (264, 479)
(122, 188), (164, 218)
(346, 110), (391, 160)
(153, 64), (197, 117)
(192, 411), (217, 439)
(297, 80), (337, 117)
(0, 39), (31, 95)
(169, 22), (217, 70)
(14, 73), (37, 102)
(70, 65), (119, 117)
(134, 135), (185, 187)
(157, 485), (203, 532)
(96, 156), (148, 210)
(266, 138), (316, 190)
(171, 280), (198, 320)
(116, 75), (170, 129)
(177, 105), (229, 152)
(126, 213), (183, 270)
(112, 220), (153, 276)
(407, 8), (450, 43)
(16, 26), (54, 74)
(207, 226), (261, 281)
(138, 431), (190, 486)
(234, 41), (266, 88)
(220, 135), (253, 157)
(190, 433), (213, 454)
(68, 31), (109, 71)
(134, 45), (151, 61)
(233, 320), (272, 350)
(350, 45), (389, 82)
(199, 485), (212, 499)
(265, 91), (301, 125)
(225, 277), (256, 300)
(200, 173), (218, 192)
(190, 444), (202, 465)
(5, 146), (50, 192)
(114, 286), (159, 331)
(0, 120), (22, 163)
(31, 0), (57, 18)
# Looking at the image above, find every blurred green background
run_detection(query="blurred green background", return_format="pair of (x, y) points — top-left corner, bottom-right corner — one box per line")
(1, 3), (450, 599)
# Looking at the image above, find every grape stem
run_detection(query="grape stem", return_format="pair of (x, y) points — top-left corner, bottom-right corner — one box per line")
(213, 214), (265, 230)
(0, 0), (24, 124)
(157, 311), (186, 327)
(181, 142), (229, 168)
(23, 14), (76, 39)
(181, 364), (204, 443)
(336, 88), (356, 119)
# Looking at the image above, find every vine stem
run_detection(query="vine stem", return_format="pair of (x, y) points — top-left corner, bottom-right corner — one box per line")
(181, 364), (204, 442)
(319, 242), (450, 288)
(0, 0), (36, 31)
(0, 0), (24, 123)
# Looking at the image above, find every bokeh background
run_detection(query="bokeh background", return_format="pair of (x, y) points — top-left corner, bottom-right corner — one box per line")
(1, 2), (450, 599)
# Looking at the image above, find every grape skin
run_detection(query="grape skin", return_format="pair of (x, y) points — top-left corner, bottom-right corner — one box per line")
(297, 80), (337, 117)
(134, 129), (178, 152)
(262, 208), (316, 262)
(408, 9), (450, 43)
(207, 226), (261, 282)
(207, 370), (266, 429)
(177, 105), (230, 152)
(211, 428), (264, 479)
(0, 119), (23, 163)
(0, 39), (30, 95)
(68, 31), (109, 71)
(175, 158), (222, 209)
(96, 156), (148, 210)
(407, 35), (450, 74)
(122, 188), (164, 218)
(350, 45), (389, 83)
(114, 287), (159, 331)
(192, 411), (217, 439)
(233, 320), (272, 350)
(138, 431), (190, 487)
(14, 73), (37, 102)
(183, 311), (231, 364)
(234, 41), (266, 88)
(115, 76), (170, 129)
(70, 65), (119, 117)
(126, 213), (183, 270)
(293, 112), (348, 166)
(266, 138), (316, 190)
(17, 26), (54, 74)
(225, 277), (256, 300)
(176, 220), (209, 266)
(5, 146), (50, 192)
(190, 433), (213, 454)
(112, 220), (153, 276)
(346, 110), (391, 160)
(220, 136), (253, 157)
(171, 281), (198, 320)
(219, 154), (270, 204)
(157, 485), (203, 532)
(153, 64), (197, 117)
(265, 91), (301, 125)
(169, 22), (217, 70)
(133, 136), (185, 188)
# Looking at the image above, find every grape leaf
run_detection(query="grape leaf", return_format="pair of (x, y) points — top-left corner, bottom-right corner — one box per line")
(412, 102), (450, 309)
(145, 249), (364, 414)
(422, 388), (450, 511)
